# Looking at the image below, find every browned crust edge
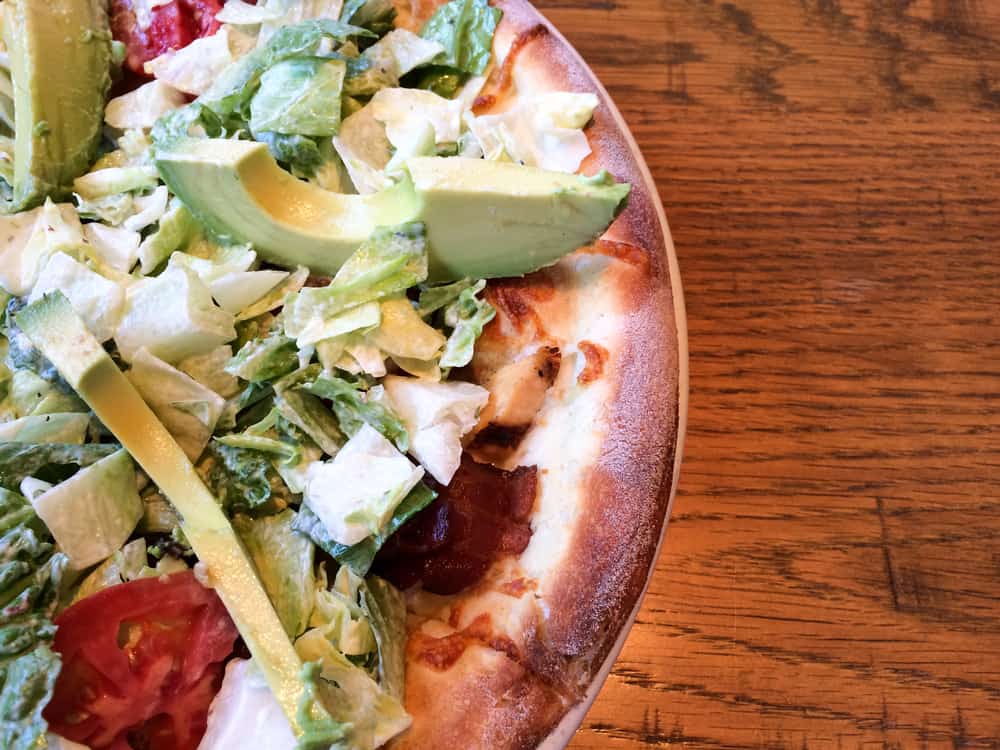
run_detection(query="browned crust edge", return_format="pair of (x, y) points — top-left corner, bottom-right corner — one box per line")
(390, 1), (682, 747)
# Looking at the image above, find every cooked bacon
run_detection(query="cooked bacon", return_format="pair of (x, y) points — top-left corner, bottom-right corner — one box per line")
(410, 613), (521, 671)
(375, 457), (538, 595)
(577, 340), (608, 384)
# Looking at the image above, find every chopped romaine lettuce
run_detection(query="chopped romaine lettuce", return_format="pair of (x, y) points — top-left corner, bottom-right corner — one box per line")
(70, 537), (187, 604)
(420, 0), (501, 75)
(302, 373), (408, 451)
(203, 441), (292, 516)
(273, 381), (345, 457)
(235, 510), (316, 638)
(28, 252), (125, 343)
(177, 345), (241, 399)
(0, 201), (85, 297)
(210, 270), (290, 315)
(302, 423), (422, 546)
(237, 265), (309, 322)
(0, 413), (90, 445)
(127, 347), (227, 460)
(72, 167), (160, 202)
(114, 266), (236, 364)
(29, 448), (143, 569)
(381, 375), (488, 484)
(340, 0), (395, 36)
(228, 333), (300, 383)
(368, 87), (463, 151)
(331, 104), (393, 195)
(359, 575), (406, 700)
(250, 58), (347, 137)
(439, 278), (495, 368)
(217, 0), (287, 25)
(82, 223), (141, 272)
(145, 27), (243, 96)
(0, 442), (118, 492)
(137, 198), (198, 274)
(294, 299), (380, 348)
(283, 223), (427, 341)
(294, 620), (411, 748)
(123, 185), (170, 232)
(105, 80), (187, 130)
(363, 29), (444, 82)
(368, 296), (445, 362)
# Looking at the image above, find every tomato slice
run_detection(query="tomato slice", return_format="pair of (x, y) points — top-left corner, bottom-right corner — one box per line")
(45, 571), (238, 750)
(110, 0), (224, 76)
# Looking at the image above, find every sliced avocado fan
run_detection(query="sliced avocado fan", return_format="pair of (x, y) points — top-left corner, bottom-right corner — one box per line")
(15, 292), (335, 742)
(155, 138), (631, 282)
(1, 0), (112, 212)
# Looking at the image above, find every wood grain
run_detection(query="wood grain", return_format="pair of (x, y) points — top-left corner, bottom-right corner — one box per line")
(530, 0), (1000, 747)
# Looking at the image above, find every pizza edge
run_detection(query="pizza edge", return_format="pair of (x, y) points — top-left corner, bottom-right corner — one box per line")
(390, 1), (681, 747)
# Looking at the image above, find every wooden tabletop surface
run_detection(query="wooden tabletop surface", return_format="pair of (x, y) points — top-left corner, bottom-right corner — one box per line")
(532, 0), (1000, 747)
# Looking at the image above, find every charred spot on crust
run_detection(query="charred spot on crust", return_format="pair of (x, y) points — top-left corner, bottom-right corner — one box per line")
(579, 239), (649, 268)
(375, 457), (538, 596)
(411, 613), (521, 671)
(577, 340), (608, 384)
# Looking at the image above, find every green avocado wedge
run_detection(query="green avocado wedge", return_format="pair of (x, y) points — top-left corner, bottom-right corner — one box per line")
(154, 138), (630, 282)
(2, 0), (112, 212)
(15, 292), (336, 744)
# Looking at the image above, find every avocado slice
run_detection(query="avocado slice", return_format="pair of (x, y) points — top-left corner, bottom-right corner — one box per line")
(15, 292), (330, 740)
(155, 138), (630, 281)
(2, 0), (112, 212)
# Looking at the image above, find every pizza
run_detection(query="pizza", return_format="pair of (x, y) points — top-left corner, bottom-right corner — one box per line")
(0, 1), (682, 749)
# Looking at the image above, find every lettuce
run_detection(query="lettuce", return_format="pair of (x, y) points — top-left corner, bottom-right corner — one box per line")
(368, 87), (463, 152)
(381, 376), (488, 484)
(27, 253), (126, 343)
(228, 333), (300, 383)
(235, 510), (316, 638)
(467, 92), (598, 173)
(210, 270), (289, 315)
(340, 0), (396, 37)
(303, 374), (408, 451)
(137, 199), (198, 274)
(420, 0), (501, 75)
(273, 383), (345, 458)
(368, 296), (445, 362)
(72, 167), (160, 202)
(127, 348), (227, 460)
(283, 223), (427, 341)
(177, 345), (241, 399)
(236, 265), (309, 322)
(114, 266), (236, 364)
(293, 481), (435, 576)
(203, 441), (292, 516)
(0, 443), (118, 492)
(331, 104), (393, 195)
(251, 58), (347, 137)
(439, 279), (495, 368)
(145, 27), (243, 96)
(82, 223), (141, 273)
(217, 0), (286, 25)
(302, 424), (422, 546)
(29, 449), (143, 570)
(0, 414), (90, 445)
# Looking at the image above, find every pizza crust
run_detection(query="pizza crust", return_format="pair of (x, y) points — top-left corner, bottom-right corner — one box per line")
(388, 1), (681, 747)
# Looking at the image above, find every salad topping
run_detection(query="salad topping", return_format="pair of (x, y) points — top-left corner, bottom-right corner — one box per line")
(0, 0), (631, 747)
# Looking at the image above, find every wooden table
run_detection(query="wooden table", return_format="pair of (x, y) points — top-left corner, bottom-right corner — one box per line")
(534, 1), (1000, 747)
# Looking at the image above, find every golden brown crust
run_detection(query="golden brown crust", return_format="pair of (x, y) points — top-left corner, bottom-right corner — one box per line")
(388, 1), (681, 747)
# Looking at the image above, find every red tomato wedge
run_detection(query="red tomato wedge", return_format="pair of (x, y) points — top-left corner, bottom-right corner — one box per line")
(45, 571), (238, 750)
(110, 0), (224, 76)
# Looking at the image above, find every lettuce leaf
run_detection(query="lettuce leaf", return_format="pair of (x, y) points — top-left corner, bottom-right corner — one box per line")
(303, 374), (408, 451)
(227, 333), (300, 384)
(293, 481), (435, 576)
(283, 223), (427, 340)
(251, 58), (347, 137)
(0, 489), (69, 750)
(420, 0), (501, 76)
(439, 279), (495, 368)
(0, 443), (118, 492)
(235, 510), (316, 638)
(203, 442), (292, 516)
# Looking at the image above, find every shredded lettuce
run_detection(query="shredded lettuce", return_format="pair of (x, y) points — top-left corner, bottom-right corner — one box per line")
(235, 510), (316, 638)
(420, 0), (501, 76)
(228, 333), (300, 383)
(0, 443), (118, 492)
(293, 481), (435, 577)
(28, 252), (126, 343)
(302, 374), (408, 451)
(251, 58), (347, 137)
(283, 223), (427, 341)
